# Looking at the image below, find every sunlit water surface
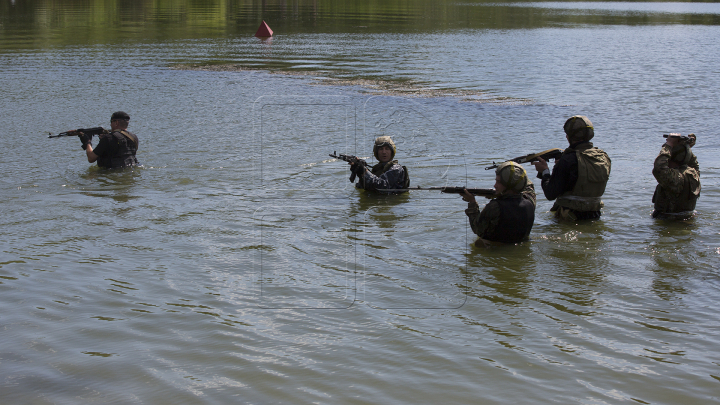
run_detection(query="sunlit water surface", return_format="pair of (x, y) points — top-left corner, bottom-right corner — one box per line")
(1, 1), (719, 404)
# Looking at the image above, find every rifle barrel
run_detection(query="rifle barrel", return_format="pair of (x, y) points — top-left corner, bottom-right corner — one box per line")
(48, 127), (106, 139)
(485, 148), (563, 170)
(398, 186), (496, 196)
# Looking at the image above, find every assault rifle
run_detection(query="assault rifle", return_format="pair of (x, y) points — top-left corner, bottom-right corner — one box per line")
(432, 186), (496, 197)
(329, 151), (368, 183)
(48, 127), (107, 139)
(485, 148), (563, 170)
(664, 133), (696, 147)
(402, 186), (497, 197)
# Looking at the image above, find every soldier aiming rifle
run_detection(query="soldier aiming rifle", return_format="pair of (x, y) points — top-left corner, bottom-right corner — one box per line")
(50, 111), (140, 169)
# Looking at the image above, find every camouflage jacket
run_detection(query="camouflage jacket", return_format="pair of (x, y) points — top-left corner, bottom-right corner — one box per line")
(652, 144), (700, 214)
(465, 182), (536, 243)
(356, 160), (409, 192)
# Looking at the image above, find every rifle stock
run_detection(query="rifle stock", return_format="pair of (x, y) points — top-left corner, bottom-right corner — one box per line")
(486, 148), (563, 170)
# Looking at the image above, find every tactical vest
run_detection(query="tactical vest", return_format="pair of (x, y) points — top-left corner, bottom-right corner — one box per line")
(97, 130), (139, 169)
(482, 195), (535, 243)
(370, 160), (410, 190)
(555, 144), (611, 212)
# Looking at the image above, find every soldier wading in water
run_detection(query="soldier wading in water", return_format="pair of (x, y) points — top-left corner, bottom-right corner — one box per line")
(80, 111), (140, 169)
(652, 133), (700, 219)
(349, 136), (410, 193)
(461, 162), (536, 247)
(532, 115), (611, 221)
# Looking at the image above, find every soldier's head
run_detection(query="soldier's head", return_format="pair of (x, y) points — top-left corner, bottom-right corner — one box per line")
(668, 133), (696, 167)
(373, 136), (396, 163)
(563, 115), (594, 144)
(110, 111), (130, 130)
(494, 161), (528, 194)
(111, 111), (130, 130)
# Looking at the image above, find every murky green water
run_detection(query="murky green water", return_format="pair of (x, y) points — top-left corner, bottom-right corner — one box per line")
(1, 1), (720, 403)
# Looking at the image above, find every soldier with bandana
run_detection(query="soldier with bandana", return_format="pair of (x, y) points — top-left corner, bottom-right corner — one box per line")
(531, 115), (611, 221)
(652, 133), (700, 219)
(461, 162), (536, 246)
(349, 136), (410, 193)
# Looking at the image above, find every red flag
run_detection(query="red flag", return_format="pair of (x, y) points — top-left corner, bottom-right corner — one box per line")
(255, 21), (273, 37)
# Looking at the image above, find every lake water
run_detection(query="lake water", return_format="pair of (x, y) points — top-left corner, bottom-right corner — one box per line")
(1, 1), (720, 403)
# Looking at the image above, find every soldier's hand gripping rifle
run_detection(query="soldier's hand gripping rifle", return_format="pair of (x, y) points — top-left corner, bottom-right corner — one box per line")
(485, 148), (564, 170)
(330, 151), (368, 183)
(49, 127), (108, 150)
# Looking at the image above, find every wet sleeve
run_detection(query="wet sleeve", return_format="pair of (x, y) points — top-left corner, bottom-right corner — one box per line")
(652, 145), (685, 194)
(362, 165), (405, 190)
(465, 200), (500, 238)
(540, 153), (577, 201)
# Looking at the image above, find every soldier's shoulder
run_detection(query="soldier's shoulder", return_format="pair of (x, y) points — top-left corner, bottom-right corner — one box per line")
(482, 199), (502, 213)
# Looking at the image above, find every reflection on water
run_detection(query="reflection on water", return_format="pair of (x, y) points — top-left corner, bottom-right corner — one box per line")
(649, 219), (701, 300)
(467, 243), (536, 305)
(78, 167), (143, 202)
(359, 197), (468, 310)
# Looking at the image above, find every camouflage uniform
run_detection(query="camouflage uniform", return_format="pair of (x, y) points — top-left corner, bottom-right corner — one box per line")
(354, 136), (410, 193)
(466, 182), (536, 244)
(537, 116), (610, 221)
(356, 160), (408, 192)
(465, 162), (536, 244)
(652, 143), (700, 218)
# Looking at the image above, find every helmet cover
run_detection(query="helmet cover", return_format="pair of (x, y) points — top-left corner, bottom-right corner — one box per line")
(495, 161), (528, 193)
(373, 136), (396, 160)
(564, 115), (594, 143)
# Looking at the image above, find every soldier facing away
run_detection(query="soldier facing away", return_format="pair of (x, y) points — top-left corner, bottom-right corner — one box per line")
(461, 162), (536, 247)
(531, 115), (611, 221)
(349, 136), (410, 193)
(80, 111), (140, 169)
(652, 133), (700, 219)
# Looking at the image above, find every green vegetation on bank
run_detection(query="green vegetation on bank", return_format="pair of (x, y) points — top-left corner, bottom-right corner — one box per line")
(2, 0), (720, 49)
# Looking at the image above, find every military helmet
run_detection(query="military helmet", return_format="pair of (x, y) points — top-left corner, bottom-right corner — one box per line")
(564, 115), (594, 143)
(495, 161), (528, 193)
(373, 136), (396, 160)
(111, 111), (130, 121)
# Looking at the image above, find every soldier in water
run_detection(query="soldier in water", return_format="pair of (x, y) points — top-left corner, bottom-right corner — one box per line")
(80, 111), (140, 169)
(652, 133), (700, 219)
(531, 115), (611, 221)
(461, 162), (536, 247)
(349, 136), (410, 193)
